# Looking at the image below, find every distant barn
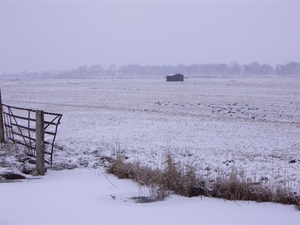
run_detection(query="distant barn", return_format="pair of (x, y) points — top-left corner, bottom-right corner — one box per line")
(166, 73), (184, 82)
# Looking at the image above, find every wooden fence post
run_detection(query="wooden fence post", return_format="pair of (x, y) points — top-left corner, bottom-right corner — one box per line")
(0, 89), (4, 143)
(36, 110), (45, 175)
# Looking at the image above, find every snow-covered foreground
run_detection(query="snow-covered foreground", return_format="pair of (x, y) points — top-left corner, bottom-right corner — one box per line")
(1, 169), (299, 225)
(0, 76), (300, 223)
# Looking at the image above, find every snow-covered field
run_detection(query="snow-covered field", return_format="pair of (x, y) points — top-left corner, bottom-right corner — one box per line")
(1, 76), (300, 224)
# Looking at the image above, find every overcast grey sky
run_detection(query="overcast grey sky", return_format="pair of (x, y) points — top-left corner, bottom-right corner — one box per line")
(1, 0), (299, 74)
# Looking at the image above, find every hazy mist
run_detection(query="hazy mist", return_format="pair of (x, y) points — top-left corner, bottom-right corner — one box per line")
(1, 0), (299, 74)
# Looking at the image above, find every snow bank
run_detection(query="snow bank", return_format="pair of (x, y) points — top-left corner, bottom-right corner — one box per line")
(1, 169), (299, 225)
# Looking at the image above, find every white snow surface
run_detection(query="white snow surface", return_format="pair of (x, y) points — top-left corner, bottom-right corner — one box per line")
(1, 76), (300, 224)
(1, 169), (299, 225)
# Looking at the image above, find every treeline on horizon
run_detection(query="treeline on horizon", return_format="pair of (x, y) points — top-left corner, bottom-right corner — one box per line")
(2, 61), (300, 77)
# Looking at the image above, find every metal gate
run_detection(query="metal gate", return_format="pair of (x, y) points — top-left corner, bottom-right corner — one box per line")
(1, 104), (62, 164)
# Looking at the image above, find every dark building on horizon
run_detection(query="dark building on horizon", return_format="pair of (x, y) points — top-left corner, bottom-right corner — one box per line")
(166, 73), (184, 82)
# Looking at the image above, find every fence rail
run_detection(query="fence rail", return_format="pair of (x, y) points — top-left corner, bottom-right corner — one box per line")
(1, 103), (62, 165)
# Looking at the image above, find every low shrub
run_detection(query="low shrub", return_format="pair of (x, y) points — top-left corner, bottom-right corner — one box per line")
(107, 149), (300, 210)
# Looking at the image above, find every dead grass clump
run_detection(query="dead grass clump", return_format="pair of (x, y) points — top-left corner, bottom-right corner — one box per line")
(106, 149), (300, 210)
(161, 151), (205, 197)
(211, 175), (271, 202)
(107, 150), (205, 199)
(106, 152), (134, 179)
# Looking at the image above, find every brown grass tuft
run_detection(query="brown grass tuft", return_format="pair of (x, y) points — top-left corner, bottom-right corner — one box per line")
(106, 148), (300, 210)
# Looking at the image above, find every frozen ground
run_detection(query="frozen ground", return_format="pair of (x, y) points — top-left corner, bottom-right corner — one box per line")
(0, 76), (300, 222)
(1, 168), (299, 225)
(0, 77), (300, 224)
(1, 76), (299, 190)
